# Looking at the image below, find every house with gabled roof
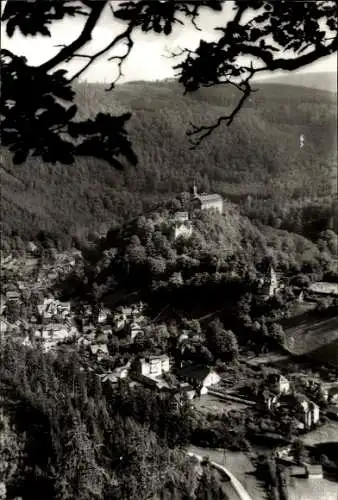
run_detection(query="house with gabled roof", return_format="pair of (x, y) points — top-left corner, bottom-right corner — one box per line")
(137, 355), (170, 377)
(131, 355), (173, 390)
(90, 344), (109, 361)
(266, 372), (290, 395)
(280, 393), (321, 429)
(178, 365), (221, 395)
(99, 361), (131, 385)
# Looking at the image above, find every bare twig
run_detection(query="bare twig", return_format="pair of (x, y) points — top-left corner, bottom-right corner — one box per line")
(163, 46), (192, 60)
(106, 36), (134, 89)
(37, 1), (108, 73)
(180, 4), (202, 31)
(69, 25), (134, 83)
(187, 67), (256, 148)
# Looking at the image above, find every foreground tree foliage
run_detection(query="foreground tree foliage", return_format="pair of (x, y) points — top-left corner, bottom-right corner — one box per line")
(0, 341), (205, 500)
(1, 0), (337, 165)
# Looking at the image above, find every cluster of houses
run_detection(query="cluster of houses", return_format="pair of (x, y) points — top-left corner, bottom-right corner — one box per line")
(134, 354), (221, 397)
(260, 372), (321, 431)
(76, 302), (147, 362)
(1, 244), (150, 357)
(32, 297), (78, 351)
(1, 246), (82, 352)
(0, 290), (79, 352)
(1, 246), (81, 308)
(96, 350), (222, 401)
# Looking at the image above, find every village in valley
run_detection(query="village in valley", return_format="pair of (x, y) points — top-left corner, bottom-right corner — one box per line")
(1, 185), (338, 499)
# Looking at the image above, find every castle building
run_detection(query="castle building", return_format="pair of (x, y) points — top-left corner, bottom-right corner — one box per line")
(190, 184), (223, 215)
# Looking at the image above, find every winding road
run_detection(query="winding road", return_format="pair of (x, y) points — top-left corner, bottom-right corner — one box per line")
(187, 451), (254, 500)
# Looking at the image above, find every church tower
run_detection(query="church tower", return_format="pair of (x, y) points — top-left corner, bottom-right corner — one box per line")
(268, 265), (278, 297)
(191, 183), (198, 198)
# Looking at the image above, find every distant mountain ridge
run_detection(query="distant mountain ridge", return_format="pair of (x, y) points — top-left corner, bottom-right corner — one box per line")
(258, 71), (337, 93)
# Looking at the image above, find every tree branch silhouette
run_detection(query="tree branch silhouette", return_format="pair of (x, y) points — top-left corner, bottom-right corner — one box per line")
(69, 24), (135, 85)
(37, 1), (108, 73)
(1, 0), (337, 165)
(187, 68), (256, 147)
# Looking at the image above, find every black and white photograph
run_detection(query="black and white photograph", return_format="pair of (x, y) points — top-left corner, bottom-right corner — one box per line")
(0, 1), (337, 499)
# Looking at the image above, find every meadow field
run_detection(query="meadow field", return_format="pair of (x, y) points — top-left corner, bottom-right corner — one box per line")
(286, 475), (337, 500)
(283, 312), (338, 367)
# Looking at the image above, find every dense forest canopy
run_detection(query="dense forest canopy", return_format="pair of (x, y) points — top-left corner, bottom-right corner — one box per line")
(1, 79), (337, 251)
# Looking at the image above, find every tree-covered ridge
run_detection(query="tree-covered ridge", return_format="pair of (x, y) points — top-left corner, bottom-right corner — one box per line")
(1, 80), (336, 250)
(262, 71), (337, 93)
(73, 199), (337, 310)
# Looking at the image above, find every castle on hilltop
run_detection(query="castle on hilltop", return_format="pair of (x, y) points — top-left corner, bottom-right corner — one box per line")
(169, 184), (223, 240)
(189, 184), (224, 215)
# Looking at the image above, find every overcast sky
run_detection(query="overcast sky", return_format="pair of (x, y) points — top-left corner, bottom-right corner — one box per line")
(1, 1), (337, 84)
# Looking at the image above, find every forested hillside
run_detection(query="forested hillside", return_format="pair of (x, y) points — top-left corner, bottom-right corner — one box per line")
(58, 200), (337, 318)
(1, 79), (336, 249)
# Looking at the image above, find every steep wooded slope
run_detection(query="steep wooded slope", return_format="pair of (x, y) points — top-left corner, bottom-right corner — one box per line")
(1, 81), (336, 245)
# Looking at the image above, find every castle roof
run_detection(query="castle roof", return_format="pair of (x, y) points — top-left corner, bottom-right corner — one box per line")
(195, 193), (223, 203)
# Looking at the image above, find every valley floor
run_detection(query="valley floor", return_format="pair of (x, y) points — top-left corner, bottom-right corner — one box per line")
(286, 475), (338, 500)
(301, 420), (338, 447)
